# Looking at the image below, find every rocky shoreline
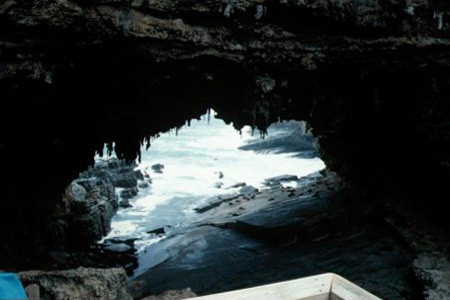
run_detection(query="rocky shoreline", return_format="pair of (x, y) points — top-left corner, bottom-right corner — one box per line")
(7, 158), (152, 275)
(52, 158), (155, 274)
(128, 171), (415, 299)
(55, 158), (150, 249)
(239, 121), (319, 158)
(11, 165), (450, 300)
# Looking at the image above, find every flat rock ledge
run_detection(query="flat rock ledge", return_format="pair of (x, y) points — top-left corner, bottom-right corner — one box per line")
(19, 267), (133, 300)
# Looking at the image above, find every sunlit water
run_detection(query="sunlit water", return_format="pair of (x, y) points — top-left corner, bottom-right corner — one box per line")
(102, 111), (325, 252)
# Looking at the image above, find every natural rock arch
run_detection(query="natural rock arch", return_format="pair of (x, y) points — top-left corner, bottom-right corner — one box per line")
(0, 0), (449, 268)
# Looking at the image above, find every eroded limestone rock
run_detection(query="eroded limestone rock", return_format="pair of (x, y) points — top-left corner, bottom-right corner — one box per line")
(19, 267), (133, 300)
(414, 254), (450, 300)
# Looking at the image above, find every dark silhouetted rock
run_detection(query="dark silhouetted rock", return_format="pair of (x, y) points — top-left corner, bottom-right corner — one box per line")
(152, 164), (165, 173)
(121, 187), (139, 199)
(119, 198), (132, 208)
(228, 182), (246, 189)
(214, 182), (224, 188)
(264, 175), (299, 186)
(63, 178), (118, 248)
(147, 227), (166, 235)
(49, 158), (147, 249)
(139, 181), (151, 189)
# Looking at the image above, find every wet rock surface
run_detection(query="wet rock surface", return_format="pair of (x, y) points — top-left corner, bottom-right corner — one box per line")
(121, 187), (139, 199)
(264, 174), (299, 186)
(384, 203), (450, 300)
(3, 158), (143, 274)
(152, 164), (165, 174)
(82, 159), (145, 189)
(414, 255), (450, 300)
(239, 121), (318, 158)
(19, 267), (133, 300)
(130, 172), (418, 300)
(147, 227), (167, 236)
(119, 198), (133, 208)
(194, 193), (241, 214)
(58, 175), (118, 248)
(1, 0), (449, 270)
(54, 158), (146, 249)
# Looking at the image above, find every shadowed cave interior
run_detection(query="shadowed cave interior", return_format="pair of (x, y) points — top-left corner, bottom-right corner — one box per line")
(1, 46), (450, 299)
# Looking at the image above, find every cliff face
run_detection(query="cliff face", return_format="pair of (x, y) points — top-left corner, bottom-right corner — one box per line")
(1, 0), (449, 266)
(2, 0), (450, 86)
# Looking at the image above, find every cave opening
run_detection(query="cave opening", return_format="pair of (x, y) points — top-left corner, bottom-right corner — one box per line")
(106, 112), (324, 241)
(1, 45), (449, 300)
(83, 110), (326, 278)
(3, 1), (450, 298)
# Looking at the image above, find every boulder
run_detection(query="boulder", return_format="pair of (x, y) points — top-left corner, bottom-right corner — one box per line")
(151, 164), (165, 173)
(66, 182), (87, 202)
(83, 158), (144, 189)
(59, 158), (148, 247)
(139, 181), (151, 189)
(119, 198), (132, 208)
(55, 182), (86, 216)
(227, 182), (246, 189)
(120, 187), (139, 199)
(113, 174), (141, 188)
(147, 227), (166, 235)
(19, 268), (133, 300)
(264, 175), (299, 186)
(213, 182), (224, 189)
(62, 177), (118, 247)
(51, 158), (147, 249)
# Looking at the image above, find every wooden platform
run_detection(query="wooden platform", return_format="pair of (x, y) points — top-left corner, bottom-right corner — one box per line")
(185, 273), (381, 300)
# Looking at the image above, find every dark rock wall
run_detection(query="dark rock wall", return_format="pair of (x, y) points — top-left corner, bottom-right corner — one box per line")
(57, 158), (145, 249)
(0, 0), (449, 267)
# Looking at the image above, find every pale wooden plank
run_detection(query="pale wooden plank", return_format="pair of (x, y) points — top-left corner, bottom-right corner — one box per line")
(330, 274), (381, 300)
(185, 273), (384, 300)
(185, 273), (334, 300)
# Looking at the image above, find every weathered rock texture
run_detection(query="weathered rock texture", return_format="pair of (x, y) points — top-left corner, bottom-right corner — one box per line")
(385, 205), (450, 300)
(0, 0), (449, 272)
(47, 158), (145, 250)
(60, 176), (117, 247)
(129, 171), (417, 299)
(19, 267), (133, 300)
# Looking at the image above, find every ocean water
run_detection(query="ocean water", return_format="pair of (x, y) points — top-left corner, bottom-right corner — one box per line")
(102, 111), (325, 252)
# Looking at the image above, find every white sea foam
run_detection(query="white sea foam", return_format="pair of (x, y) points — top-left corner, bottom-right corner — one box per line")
(103, 111), (325, 250)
